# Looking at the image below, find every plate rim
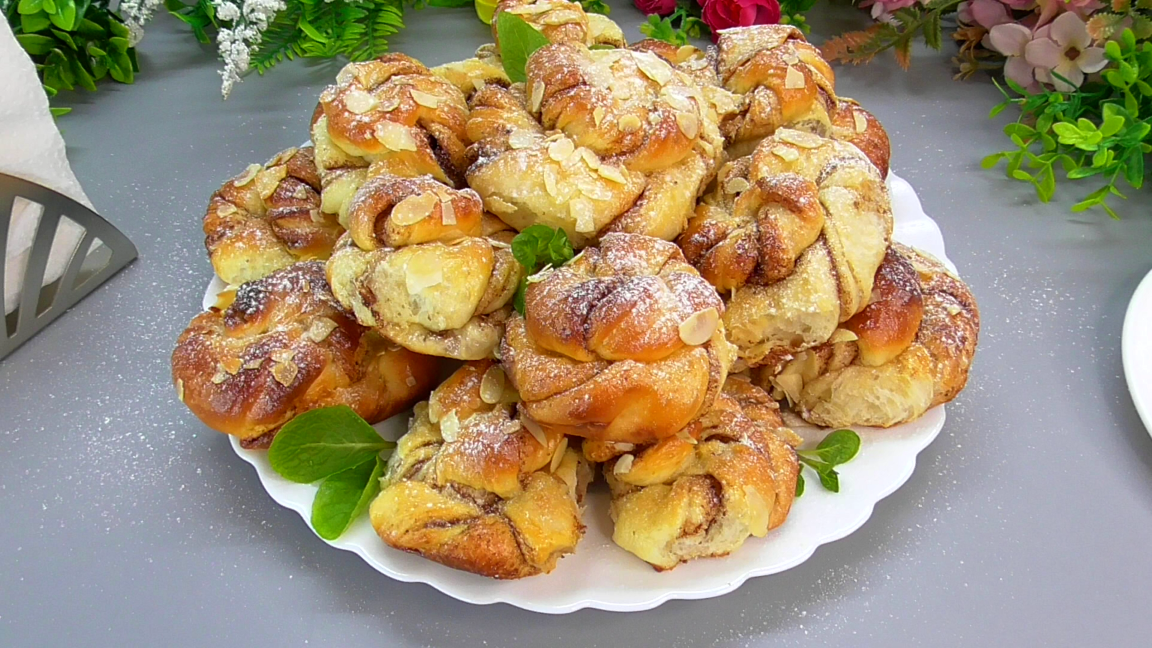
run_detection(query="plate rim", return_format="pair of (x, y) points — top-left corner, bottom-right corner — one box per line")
(212, 171), (958, 613)
(1122, 267), (1152, 436)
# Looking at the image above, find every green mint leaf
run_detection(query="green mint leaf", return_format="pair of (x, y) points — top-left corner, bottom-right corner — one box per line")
(579, 0), (610, 15)
(795, 472), (805, 497)
(814, 428), (861, 465)
(496, 12), (550, 84)
(817, 466), (840, 492)
(268, 405), (394, 483)
(513, 278), (528, 315)
(311, 456), (385, 540)
(639, 14), (684, 46)
(511, 224), (573, 273)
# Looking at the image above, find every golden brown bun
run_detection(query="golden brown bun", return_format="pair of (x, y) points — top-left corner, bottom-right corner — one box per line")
(601, 376), (799, 570)
(203, 147), (343, 286)
(466, 43), (737, 245)
(431, 44), (510, 99)
(171, 261), (438, 444)
(501, 233), (735, 444)
(370, 361), (592, 579)
(493, 0), (625, 49)
(678, 129), (893, 370)
(713, 26), (891, 177)
(325, 176), (522, 359)
(761, 243), (980, 427)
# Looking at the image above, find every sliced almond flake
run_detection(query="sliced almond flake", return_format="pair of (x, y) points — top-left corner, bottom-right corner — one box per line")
(508, 130), (537, 150)
(853, 111), (868, 134)
(580, 148), (601, 170)
(772, 145), (800, 162)
(776, 129), (823, 149)
(612, 84), (633, 101)
(526, 264), (554, 284)
(268, 147), (299, 167)
(410, 89), (441, 108)
(293, 186), (309, 200)
(577, 177), (612, 201)
(946, 303), (963, 316)
(391, 192), (440, 226)
(176, 379), (185, 402)
(613, 453), (635, 475)
(676, 45), (697, 60)
(634, 52), (672, 85)
(611, 441), (635, 452)
(676, 429), (699, 445)
(271, 360), (298, 387)
(270, 349), (296, 364)
(374, 121), (418, 152)
(506, 3), (551, 14)
(664, 91), (693, 113)
(211, 369), (229, 385)
(405, 376), (417, 387)
(377, 96), (401, 113)
(336, 63), (357, 85)
(480, 365), (505, 404)
(255, 165), (289, 200)
(522, 416), (547, 448)
(698, 139), (716, 158)
(829, 328), (859, 344)
(598, 164), (627, 184)
(592, 106), (605, 127)
(647, 112), (661, 126)
(784, 66), (806, 91)
(428, 399), (443, 424)
(473, 78), (487, 93)
(309, 209), (325, 224)
(439, 410), (460, 443)
(243, 358), (264, 370)
(405, 254), (444, 293)
(344, 88), (380, 114)
(216, 203), (238, 217)
(618, 114), (642, 132)
(678, 307), (719, 346)
(306, 317), (339, 343)
(530, 81), (545, 113)
(234, 164), (261, 187)
(221, 357), (243, 375)
(675, 112), (699, 139)
(725, 177), (751, 194)
(440, 198), (456, 225)
(782, 51), (800, 65)
(486, 196), (518, 216)
(547, 138), (575, 162)
(549, 437), (568, 473)
(319, 88), (337, 104)
(543, 166), (558, 197)
(686, 57), (709, 71)
(504, 420), (522, 435)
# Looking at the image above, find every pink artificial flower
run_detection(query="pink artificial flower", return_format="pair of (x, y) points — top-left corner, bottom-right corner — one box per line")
(1025, 12), (1107, 91)
(858, 0), (920, 20)
(634, 0), (677, 16)
(701, 0), (781, 41)
(1036, 0), (1102, 26)
(999, 0), (1036, 10)
(959, 0), (1012, 29)
(988, 23), (1043, 92)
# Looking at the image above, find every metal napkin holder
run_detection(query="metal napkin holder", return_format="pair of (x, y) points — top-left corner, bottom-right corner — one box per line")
(1, 172), (138, 360)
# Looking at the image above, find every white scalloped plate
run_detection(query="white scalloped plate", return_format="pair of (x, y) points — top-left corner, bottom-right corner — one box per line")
(203, 173), (956, 614)
(1122, 267), (1152, 436)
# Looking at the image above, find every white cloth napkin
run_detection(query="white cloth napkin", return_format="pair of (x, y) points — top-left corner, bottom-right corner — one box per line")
(1, 20), (93, 314)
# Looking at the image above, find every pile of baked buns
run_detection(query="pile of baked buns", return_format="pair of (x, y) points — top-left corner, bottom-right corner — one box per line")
(172, 0), (979, 577)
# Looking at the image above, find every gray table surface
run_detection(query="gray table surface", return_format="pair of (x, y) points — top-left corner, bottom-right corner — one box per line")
(3, 2), (1152, 646)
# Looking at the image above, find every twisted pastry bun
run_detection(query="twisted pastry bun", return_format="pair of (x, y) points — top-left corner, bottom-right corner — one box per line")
(678, 129), (893, 370)
(325, 175), (521, 360)
(311, 54), (472, 221)
(467, 43), (736, 245)
(203, 147), (343, 286)
(714, 26), (890, 176)
(371, 361), (592, 579)
(432, 44), (509, 99)
(758, 243), (979, 427)
(493, 0), (625, 49)
(171, 261), (438, 448)
(501, 233), (735, 444)
(594, 376), (799, 570)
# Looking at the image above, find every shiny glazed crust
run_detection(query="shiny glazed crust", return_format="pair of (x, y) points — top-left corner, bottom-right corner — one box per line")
(599, 377), (799, 570)
(679, 129), (893, 370)
(370, 361), (592, 579)
(760, 243), (980, 427)
(203, 147), (344, 286)
(501, 233), (735, 444)
(171, 261), (438, 445)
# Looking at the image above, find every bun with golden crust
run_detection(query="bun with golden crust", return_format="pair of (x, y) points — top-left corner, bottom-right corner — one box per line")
(325, 175), (522, 360)
(714, 25), (890, 176)
(203, 146), (343, 286)
(171, 261), (438, 448)
(760, 243), (980, 427)
(466, 42), (738, 245)
(595, 376), (799, 571)
(678, 129), (892, 371)
(492, 0), (625, 49)
(370, 361), (592, 579)
(501, 232), (735, 444)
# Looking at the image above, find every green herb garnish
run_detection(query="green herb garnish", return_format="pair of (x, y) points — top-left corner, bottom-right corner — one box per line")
(310, 456), (385, 540)
(495, 10), (549, 83)
(509, 224), (575, 314)
(794, 428), (861, 496)
(638, 4), (709, 46)
(268, 405), (394, 484)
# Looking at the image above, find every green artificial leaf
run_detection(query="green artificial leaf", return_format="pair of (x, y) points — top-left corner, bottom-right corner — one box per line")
(639, 13), (685, 46)
(310, 456), (385, 540)
(76, 17), (104, 37)
(1125, 148), (1145, 187)
(297, 16), (328, 43)
(496, 11), (549, 84)
(49, 0), (75, 30)
(981, 153), (1005, 169)
(16, 33), (56, 55)
(268, 405), (395, 483)
(1106, 40), (1122, 61)
(18, 0), (44, 13)
(1100, 114), (1125, 138)
(579, 0), (610, 15)
(21, 11), (51, 32)
(795, 472), (805, 497)
(49, 106), (71, 116)
(51, 29), (77, 50)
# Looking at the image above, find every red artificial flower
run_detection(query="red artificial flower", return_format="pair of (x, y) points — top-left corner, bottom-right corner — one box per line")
(634, 0), (678, 15)
(700, 0), (782, 41)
